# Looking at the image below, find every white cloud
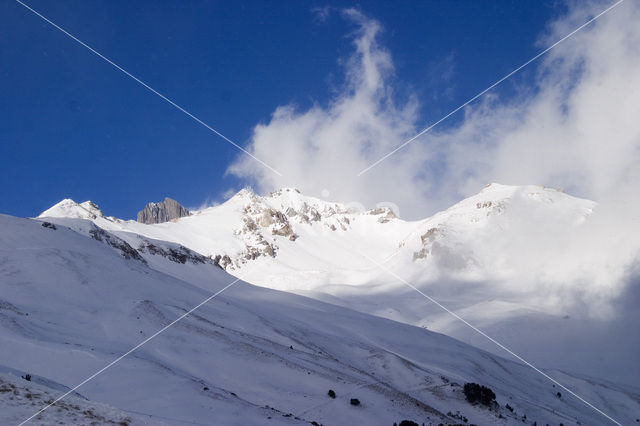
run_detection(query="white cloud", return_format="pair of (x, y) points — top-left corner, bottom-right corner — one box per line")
(429, 1), (640, 210)
(227, 8), (427, 218)
(424, 1), (640, 318)
(228, 2), (640, 319)
(228, 2), (640, 220)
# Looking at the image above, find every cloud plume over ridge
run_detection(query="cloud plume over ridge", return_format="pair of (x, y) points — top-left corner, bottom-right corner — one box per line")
(229, 2), (640, 318)
(228, 8), (423, 215)
(229, 2), (640, 219)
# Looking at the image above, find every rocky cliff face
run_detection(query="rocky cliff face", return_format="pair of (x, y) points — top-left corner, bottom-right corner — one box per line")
(137, 197), (191, 224)
(211, 188), (363, 270)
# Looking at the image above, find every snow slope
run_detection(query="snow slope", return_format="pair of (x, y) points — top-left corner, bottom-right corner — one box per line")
(1, 214), (639, 425)
(0, 369), (157, 425)
(37, 184), (639, 387)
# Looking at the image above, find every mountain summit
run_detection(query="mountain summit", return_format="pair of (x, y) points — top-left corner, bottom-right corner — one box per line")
(136, 197), (191, 224)
(38, 198), (104, 220)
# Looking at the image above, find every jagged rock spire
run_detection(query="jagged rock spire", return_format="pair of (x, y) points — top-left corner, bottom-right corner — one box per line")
(137, 197), (191, 224)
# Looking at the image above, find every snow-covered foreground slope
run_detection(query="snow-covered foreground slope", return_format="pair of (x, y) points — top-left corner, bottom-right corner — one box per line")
(38, 184), (640, 387)
(1, 214), (639, 425)
(0, 368), (156, 425)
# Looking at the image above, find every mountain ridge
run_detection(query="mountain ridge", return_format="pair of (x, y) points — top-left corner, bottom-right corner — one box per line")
(1, 212), (638, 425)
(37, 183), (594, 279)
(35, 184), (638, 388)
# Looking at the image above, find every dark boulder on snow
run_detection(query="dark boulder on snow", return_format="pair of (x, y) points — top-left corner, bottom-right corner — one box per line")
(397, 421), (419, 426)
(137, 197), (191, 224)
(463, 382), (496, 406)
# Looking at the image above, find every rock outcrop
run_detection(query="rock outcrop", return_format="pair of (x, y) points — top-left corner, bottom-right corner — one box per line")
(88, 224), (147, 264)
(137, 197), (191, 224)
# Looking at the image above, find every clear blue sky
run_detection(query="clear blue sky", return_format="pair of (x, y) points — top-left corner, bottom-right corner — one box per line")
(0, 0), (561, 219)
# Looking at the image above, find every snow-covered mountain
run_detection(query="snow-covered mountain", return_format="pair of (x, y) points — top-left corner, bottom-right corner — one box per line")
(1, 213), (639, 425)
(39, 184), (595, 285)
(36, 184), (639, 389)
(39, 198), (106, 220)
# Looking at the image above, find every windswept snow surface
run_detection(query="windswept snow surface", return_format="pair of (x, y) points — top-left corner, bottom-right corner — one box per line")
(38, 185), (640, 387)
(0, 369), (157, 425)
(1, 214), (639, 425)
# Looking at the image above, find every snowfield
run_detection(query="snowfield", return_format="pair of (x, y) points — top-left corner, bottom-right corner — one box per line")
(0, 369), (157, 425)
(38, 185), (640, 388)
(0, 210), (639, 425)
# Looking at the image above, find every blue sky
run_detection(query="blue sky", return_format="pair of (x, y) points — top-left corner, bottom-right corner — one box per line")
(1, 1), (566, 218)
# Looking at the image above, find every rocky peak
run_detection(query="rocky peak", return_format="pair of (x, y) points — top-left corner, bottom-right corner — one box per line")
(79, 201), (103, 218)
(367, 206), (396, 223)
(137, 197), (191, 224)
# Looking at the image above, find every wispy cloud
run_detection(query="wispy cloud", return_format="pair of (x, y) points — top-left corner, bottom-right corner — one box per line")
(428, 1), (640, 210)
(312, 6), (332, 23)
(229, 2), (639, 219)
(420, 0), (640, 318)
(228, 1), (640, 319)
(227, 8), (424, 217)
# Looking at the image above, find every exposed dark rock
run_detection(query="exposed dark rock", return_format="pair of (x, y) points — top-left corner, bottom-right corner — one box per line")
(244, 217), (258, 231)
(309, 209), (321, 221)
(41, 222), (56, 230)
(413, 228), (443, 261)
(137, 197), (191, 224)
(447, 411), (468, 423)
(88, 226), (146, 264)
(420, 228), (439, 244)
(413, 248), (429, 261)
(212, 254), (233, 270)
(272, 223), (297, 241)
(463, 382), (496, 406)
(138, 241), (208, 265)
